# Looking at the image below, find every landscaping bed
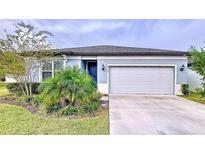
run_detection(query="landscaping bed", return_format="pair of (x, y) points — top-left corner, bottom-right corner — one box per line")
(0, 96), (38, 114)
(0, 95), (109, 135)
(179, 92), (205, 105)
(0, 83), (38, 113)
(0, 82), (109, 135)
(0, 94), (109, 134)
(0, 104), (108, 135)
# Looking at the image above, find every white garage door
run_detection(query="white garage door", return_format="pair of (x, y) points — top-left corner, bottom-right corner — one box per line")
(109, 66), (174, 95)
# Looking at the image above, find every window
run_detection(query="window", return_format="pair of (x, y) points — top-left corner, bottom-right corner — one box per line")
(54, 59), (64, 75)
(41, 59), (64, 81)
(42, 72), (52, 80)
(42, 60), (52, 80)
(42, 60), (52, 70)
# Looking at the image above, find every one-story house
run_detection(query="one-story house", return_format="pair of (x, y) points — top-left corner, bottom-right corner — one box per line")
(6, 45), (188, 95)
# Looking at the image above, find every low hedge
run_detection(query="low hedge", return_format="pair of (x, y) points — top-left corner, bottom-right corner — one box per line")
(7, 82), (40, 95)
(181, 84), (189, 96)
(59, 102), (100, 116)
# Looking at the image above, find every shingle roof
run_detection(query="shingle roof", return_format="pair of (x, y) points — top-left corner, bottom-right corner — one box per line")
(54, 45), (187, 56)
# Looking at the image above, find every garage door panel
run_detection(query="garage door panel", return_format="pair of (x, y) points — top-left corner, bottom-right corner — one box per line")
(110, 78), (172, 82)
(109, 67), (174, 95)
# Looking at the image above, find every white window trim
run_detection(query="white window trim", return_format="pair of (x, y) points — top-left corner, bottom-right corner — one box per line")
(40, 58), (65, 82)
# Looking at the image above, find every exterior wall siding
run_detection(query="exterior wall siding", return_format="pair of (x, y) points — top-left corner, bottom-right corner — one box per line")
(5, 55), (187, 95)
(6, 58), (82, 83)
(97, 58), (187, 84)
(31, 68), (41, 82)
(6, 59), (41, 83)
(65, 59), (81, 68)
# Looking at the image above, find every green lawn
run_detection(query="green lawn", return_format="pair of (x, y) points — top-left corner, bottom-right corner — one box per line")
(0, 104), (108, 135)
(0, 83), (9, 96)
(179, 92), (205, 105)
(0, 83), (108, 135)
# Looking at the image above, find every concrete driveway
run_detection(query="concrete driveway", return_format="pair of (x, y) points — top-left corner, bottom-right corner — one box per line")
(109, 95), (205, 135)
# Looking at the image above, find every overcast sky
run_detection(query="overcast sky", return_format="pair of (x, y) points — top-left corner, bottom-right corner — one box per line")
(0, 19), (205, 51)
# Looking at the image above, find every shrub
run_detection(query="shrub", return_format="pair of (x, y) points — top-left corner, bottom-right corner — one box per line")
(181, 84), (189, 96)
(60, 106), (80, 116)
(81, 102), (99, 113)
(195, 88), (203, 94)
(17, 95), (42, 107)
(7, 82), (40, 95)
(194, 87), (205, 98)
(59, 102), (100, 116)
(38, 67), (101, 114)
(201, 82), (205, 98)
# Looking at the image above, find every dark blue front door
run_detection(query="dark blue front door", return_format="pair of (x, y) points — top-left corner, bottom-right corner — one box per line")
(88, 62), (97, 82)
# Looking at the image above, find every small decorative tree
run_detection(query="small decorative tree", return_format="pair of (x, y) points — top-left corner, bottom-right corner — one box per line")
(38, 67), (101, 114)
(0, 22), (54, 95)
(189, 46), (205, 98)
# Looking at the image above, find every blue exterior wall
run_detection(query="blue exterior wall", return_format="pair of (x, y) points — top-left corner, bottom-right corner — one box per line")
(30, 60), (41, 82)
(6, 56), (187, 88)
(97, 58), (187, 85)
(65, 59), (81, 68)
(64, 57), (187, 85)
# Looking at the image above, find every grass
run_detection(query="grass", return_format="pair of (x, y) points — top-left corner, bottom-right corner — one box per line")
(0, 104), (108, 135)
(0, 82), (109, 135)
(179, 91), (205, 105)
(0, 83), (9, 96)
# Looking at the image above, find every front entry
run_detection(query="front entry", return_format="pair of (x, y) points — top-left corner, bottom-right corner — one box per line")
(87, 61), (97, 82)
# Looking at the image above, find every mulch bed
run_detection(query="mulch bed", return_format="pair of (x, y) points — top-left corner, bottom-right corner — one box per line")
(0, 96), (38, 114)
(0, 95), (109, 115)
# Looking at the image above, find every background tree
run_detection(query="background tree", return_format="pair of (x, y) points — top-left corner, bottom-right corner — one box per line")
(189, 46), (205, 97)
(0, 51), (26, 94)
(0, 22), (54, 95)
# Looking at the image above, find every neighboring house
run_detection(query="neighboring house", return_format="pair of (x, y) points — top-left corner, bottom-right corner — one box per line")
(6, 45), (188, 95)
(187, 63), (202, 91)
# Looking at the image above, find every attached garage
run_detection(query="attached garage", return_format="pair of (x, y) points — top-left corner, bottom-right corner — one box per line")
(109, 66), (175, 95)
(12, 45), (185, 95)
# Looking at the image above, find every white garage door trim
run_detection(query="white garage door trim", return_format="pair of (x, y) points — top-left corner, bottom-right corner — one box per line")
(108, 64), (177, 95)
